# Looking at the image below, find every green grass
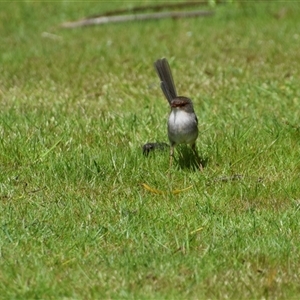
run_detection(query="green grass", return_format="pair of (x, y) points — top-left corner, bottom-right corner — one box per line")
(1, 1), (300, 299)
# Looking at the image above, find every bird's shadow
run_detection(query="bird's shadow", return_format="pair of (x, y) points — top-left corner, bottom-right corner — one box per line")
(176, 145), (208, 171)
(142, 142), (208, 171)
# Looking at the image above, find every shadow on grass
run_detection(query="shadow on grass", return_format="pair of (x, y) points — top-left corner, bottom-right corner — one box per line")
(176, 145), (208, 171)
(142, 142), (208, 171)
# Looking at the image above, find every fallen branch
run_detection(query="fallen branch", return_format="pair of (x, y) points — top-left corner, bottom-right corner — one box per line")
(61, 10), (214, 28)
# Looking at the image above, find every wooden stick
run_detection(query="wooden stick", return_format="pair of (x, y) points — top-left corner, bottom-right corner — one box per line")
(61, 10), (214, 28)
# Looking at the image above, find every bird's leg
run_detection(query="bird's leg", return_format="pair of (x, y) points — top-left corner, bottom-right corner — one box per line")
(191, 143), (197, 153)
(169, 145), (174, 169)
(191, 143), (203, 171)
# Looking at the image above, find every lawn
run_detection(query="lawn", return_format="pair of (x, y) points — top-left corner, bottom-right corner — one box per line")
(1, 1), (300, 299)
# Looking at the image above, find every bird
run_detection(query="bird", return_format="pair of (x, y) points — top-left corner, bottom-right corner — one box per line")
(154, 58), (199, 168)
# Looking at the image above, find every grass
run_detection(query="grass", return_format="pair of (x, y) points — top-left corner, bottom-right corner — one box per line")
(1, 0), (300, 299)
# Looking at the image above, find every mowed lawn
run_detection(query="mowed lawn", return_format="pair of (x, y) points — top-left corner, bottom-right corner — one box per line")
(1, 1), (300, 299)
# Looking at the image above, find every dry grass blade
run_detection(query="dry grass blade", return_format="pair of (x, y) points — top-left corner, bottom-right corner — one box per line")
(61, 10), (214, 28)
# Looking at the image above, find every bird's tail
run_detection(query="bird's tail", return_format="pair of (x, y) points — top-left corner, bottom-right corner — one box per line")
(154, 58), (177, 104)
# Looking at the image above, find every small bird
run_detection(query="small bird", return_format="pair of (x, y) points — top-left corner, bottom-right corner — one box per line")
(154, 58), (199, 168)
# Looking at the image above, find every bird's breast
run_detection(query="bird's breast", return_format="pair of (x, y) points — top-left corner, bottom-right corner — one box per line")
(168, 109), (198, 145)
